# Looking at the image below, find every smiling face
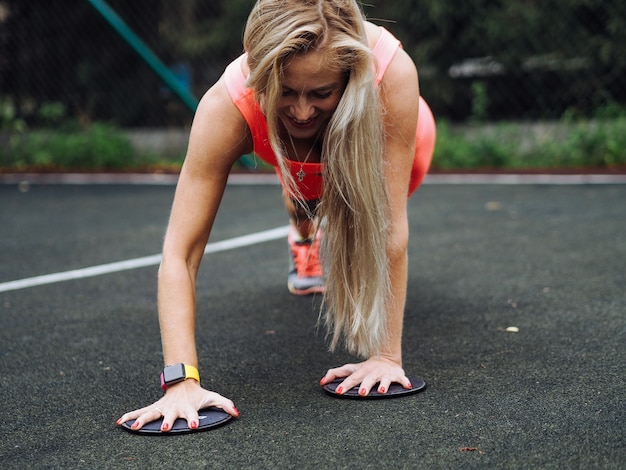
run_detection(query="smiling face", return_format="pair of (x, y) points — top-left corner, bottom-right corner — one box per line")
(276, 49), (347, 141)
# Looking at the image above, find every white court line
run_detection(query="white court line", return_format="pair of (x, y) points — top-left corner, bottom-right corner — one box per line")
(0, 225), (290, 294)
(1, 172), (624, 292)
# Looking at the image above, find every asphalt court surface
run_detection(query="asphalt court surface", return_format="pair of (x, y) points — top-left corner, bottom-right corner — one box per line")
(1, 178), (624, 468)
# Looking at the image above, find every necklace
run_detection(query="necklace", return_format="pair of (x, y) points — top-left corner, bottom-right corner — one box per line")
(287, 131), (321, 182)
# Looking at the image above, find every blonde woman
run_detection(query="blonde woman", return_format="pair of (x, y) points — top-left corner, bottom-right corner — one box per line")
(118, 0), (435, 432)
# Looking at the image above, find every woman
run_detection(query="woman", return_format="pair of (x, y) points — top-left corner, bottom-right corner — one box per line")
(117, 0), (435, 432)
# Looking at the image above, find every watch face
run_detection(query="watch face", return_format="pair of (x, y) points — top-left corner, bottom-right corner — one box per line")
(163, 363), (186, 384)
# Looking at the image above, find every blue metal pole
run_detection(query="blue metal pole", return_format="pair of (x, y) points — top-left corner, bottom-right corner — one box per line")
(87, 0), (199, 112)
(87, 0), (256, 168)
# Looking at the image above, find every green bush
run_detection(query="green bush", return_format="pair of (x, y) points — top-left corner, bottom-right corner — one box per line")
(1, 99), (164, 171)
(2, 123), (137, 170)
(432, 117), (626, 170)
(564, 119), (626, 168)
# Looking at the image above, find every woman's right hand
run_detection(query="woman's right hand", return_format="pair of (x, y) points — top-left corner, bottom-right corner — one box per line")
(116, 379), (239, 432)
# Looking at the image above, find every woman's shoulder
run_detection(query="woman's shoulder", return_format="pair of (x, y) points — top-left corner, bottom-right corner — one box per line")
(191, 76), (253, 154)
(364, 22), (416, 89)
(367, 27), (418, 115)
(364, 21), (383, 48)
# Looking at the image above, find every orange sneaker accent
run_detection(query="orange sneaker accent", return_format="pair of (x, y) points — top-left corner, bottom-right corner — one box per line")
(288, 229), (325, 295)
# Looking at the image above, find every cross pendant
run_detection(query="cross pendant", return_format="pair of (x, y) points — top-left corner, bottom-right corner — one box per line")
(297, 167), (306, 182)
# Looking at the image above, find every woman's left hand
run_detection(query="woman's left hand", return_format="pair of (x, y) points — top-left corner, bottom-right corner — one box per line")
(319, 355), (413, 396)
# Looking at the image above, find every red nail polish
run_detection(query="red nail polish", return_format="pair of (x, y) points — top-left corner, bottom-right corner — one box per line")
(359, 388), (367, 396)
(131, 422), (140, 430)
(336, 386), (343, 394)
(233, 407), (240, 417)
(190, 421), (198, 429)
(407, 382), (413, 389)
(380, 387), (386, 394)
(162, 423), (169, 431)
(116, 418), (122, 426)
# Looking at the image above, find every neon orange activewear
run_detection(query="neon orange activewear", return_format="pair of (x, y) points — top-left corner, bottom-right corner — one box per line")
(224, 27), (436, 200)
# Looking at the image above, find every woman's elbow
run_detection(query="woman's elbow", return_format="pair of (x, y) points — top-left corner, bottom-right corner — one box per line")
(386, 225), (409, 263)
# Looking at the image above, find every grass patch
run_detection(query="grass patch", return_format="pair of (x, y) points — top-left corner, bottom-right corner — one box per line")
(0, 122), (167, 172)
(433, 117), (626, 171)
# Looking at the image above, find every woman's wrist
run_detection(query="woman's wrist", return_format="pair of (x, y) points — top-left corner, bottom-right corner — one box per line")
(160, 363), (201, 391)
(369, 352), (402, 366)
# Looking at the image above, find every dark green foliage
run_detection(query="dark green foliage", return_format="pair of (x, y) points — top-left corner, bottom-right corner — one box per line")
(1, 123), (135, 170)
(432, 115), (626, 170)
(1, 0), (624, 125)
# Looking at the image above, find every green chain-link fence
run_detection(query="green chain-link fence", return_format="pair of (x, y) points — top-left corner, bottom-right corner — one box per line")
(1, 0), (625, 127)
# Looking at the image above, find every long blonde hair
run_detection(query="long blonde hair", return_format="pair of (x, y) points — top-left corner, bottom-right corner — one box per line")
(244, 0), (390, 358)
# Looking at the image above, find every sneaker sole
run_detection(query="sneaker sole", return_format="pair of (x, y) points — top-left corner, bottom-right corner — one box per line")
(287, 283), (326, 296)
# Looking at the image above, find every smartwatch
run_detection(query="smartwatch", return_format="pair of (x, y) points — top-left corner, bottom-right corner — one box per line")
(160, 363), (201, 391)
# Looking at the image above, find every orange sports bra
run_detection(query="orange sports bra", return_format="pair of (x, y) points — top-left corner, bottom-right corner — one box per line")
(223, 27), (401, 200)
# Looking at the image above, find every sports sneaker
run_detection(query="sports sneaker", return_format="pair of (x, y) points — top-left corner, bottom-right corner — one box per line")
(287, 228), (325, 295)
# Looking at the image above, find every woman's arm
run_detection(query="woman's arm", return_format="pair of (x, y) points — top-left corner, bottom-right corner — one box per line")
(117, 76), (252, 431)
(158, 77), (252, 369)
(379, 44), (420, 362)
(320, 43), (420, 396)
